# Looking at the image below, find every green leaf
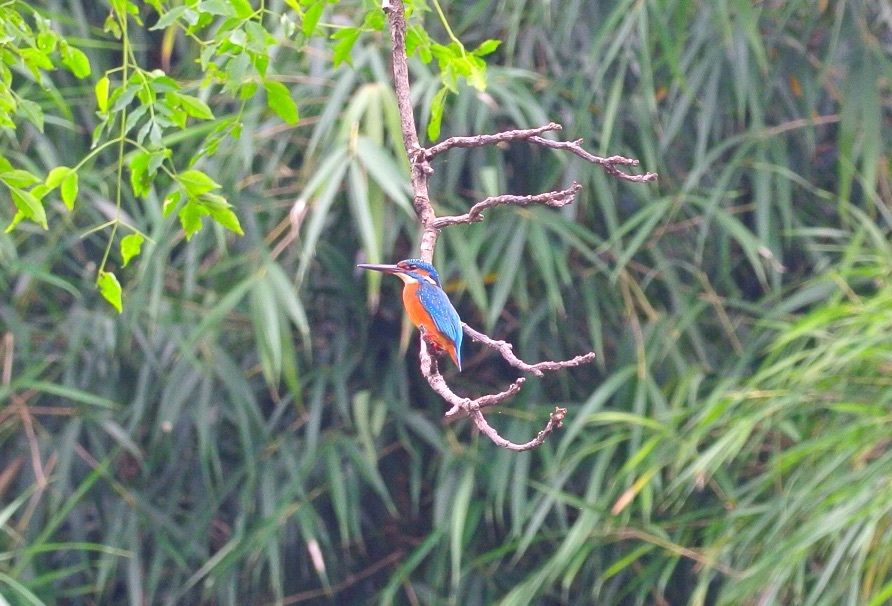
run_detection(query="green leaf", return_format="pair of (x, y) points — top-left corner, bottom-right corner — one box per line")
(1, 169), (41, 188)
(4, 211), (25, 233)
(46, 166), (73, 189)
(61, 172), (78, 209)
(346, 160), (380, 270)
(120, 233), (144, 267)
(331, 27), (361, 67)
(30, 184), (49, 201)
(130, 153), (152, 197)
(354, 137), (412, 213)
(197, 0), (235, 16)
(109, 82), (139, 112)
(221, 52), (250, 95)
(179, 200), (203, 239)
(229, 0), (253, 18)
(463, 56), (488, 91)
(263, 81), (298, 125)
(36, 30), (57, 54)
(450, 468), (475, 591)
(245, 21), (275, 53)
(473, 39), (501, 56)
(103, 13), (122, 38)
(61, 46), (91, 78)
(0, 571), (45, 606)
(238, 82), (258, 100)
(97, 271), (123, 313)
(162, 190), (181, 216)
(302, 0), (324, 37)
(427, 86), (448, 141)
(430, 42), (457, 64)
(179, 169), (220, 197)
(150, 74), (180, 93)
(96, 76), (110, 113)
(20, 48), (54, 74)
(151, 152), (169, 178)
(151, 5), (188, 30)
(17, 98), (44, 132)
(176, 93), (215, 120)
(200, 194), (243, 235)
(406, 25), (432, 63)
(208, 206), (243, 235)
(362, 7), (384, 31)
(228, 29), (248, 48)
(9, 188), (46, 229)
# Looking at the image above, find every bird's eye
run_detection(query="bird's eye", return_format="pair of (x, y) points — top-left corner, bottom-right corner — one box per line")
(408, 263), (417, 270)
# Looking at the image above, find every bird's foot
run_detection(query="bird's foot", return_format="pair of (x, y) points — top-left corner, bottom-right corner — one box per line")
(419, 329), (448, 358)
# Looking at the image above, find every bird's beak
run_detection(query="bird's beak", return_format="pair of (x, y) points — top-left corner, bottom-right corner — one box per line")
(357, 263), (404, 274)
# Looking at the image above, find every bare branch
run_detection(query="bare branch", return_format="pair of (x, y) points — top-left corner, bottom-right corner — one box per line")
(528, 136), (659, 182)
(432, 184), (582, 228)
(462, 323), (597, 377)
(424, 123), (562, 159)
(416, 336), (524, 417)
(380, 0), (651, 450)
(417, 336), (567, 451)
(468, 407), (567, 452)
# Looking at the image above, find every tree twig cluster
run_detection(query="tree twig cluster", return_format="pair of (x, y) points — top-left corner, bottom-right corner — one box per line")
(381, 0), (656, 450)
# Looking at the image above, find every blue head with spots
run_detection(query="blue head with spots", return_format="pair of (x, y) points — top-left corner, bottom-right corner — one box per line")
(395, 258), (441, 287)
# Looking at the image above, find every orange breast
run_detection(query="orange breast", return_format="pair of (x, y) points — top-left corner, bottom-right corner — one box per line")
(402, 282), (434, 331)
(402, 283), (459, 366)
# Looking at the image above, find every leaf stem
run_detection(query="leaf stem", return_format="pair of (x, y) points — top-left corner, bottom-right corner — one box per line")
(96, 6), (130, 283)
(430, 0), (465, 55)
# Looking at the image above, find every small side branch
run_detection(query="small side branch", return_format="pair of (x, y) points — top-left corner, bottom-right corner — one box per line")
(431, 184), (582, 228)
(462, 323), (597, 377)
(528, 136), (659, 183)
(468, 407), (567, 452)
(417, 336), (524, 417)
(417, 337), (567, 452)
(424, 123), (562, 159)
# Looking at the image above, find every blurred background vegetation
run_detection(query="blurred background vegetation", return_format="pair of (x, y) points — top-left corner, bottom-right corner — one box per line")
(2, 0), (892, 604)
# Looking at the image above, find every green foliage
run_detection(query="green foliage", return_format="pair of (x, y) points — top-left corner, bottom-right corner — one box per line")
(1, 0), (298, 310)
(2, 0), (892, 604)
(0, 3), (90, 130)
(0, 0), (95, 232)
(410, 0), (500, 140)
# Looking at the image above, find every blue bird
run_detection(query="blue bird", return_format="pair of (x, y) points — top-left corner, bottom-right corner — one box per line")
(358, 258), (463, 371)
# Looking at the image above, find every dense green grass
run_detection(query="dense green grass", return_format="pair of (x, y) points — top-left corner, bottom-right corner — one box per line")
(1, 0), (891, 604)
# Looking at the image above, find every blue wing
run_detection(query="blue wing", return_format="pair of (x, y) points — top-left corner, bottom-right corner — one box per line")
(417, 283), (463, 351)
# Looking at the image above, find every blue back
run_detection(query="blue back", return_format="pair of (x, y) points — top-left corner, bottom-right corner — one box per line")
(417, 281), (463, 351)
(400, 259), (462, 367)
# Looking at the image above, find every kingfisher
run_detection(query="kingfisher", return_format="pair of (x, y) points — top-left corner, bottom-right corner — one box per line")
(358, 258), (463, 371)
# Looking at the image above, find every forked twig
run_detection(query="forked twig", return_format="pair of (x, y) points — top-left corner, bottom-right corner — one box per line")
(381, 0), (654, 449)
(418, 338), (566, 452)
(431, 185), (582, 228)
(424, 123), (562, 159)
(461, 324), (597, 378)
(528, 136), (658, 183)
